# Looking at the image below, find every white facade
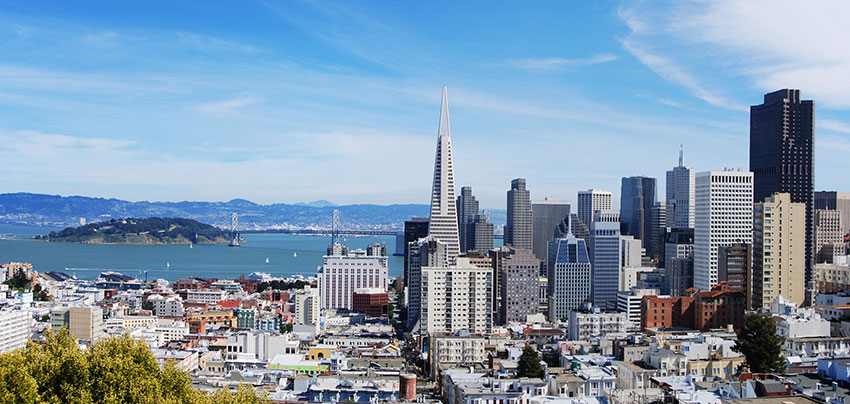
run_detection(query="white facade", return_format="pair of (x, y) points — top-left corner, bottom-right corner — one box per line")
(567, 310), (628, 341)
(147, 294), (184, 317)
(577, 189), (612, 228)
(226, 331), (300, 361)
(620, 235), (642, 268)
(694, 170), (753, 291)
(420, 257), (493, 335)
(666, 149), (696, 229)
(430, 335), (486, 378)
(619, 266), (654, 292)
(0, 310), (29, 353)
(186, 289), (226, 304)
(295, 285), (320, 325)
(428, 86), (461, 262)
(616, 288), (659, 329)
(317, 244), (388, 310)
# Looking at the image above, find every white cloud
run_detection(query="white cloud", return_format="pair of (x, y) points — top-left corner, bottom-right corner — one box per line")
(820, 119), (850, 135)
(618, 0), (850, 110)
(193, 95), (264, 115)
(510, 54), (617, 69)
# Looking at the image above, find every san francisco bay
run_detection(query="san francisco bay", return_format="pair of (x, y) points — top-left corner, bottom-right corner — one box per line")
(0, 224), (404, 282)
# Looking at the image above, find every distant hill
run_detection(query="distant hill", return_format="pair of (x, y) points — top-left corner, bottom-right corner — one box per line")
(40, 217), (228, 244)
(0, 193), (507, 230)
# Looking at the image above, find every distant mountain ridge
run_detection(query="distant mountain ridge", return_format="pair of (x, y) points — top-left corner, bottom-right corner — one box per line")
(0, 193), (507, 230)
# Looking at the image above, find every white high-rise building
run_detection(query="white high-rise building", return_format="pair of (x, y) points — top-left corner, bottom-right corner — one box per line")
(317, 243), (388, 310)
(694, 170), (753, 291)
(295, 286), (319, 325)
(428, 86), (461, 263)
(420, 257), (493, 334)
(548, 234), (592, 321)
(666, 147), (696, 229)
(577, 189), (612, 228)
(0, 310), (28, 353)
(620, 235), (642, 268)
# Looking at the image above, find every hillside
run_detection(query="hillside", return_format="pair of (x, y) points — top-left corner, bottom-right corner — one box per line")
(0, 192), (508, 230)
(39, 217), (228, 244)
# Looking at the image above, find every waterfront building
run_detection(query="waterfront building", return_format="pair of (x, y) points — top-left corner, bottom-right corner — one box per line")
(491, 246), (540, 324)
(294, 285), (319, 325)
(620, 176), (657, 251)
(0, 310), (28, 353)
(457, 186), (479, 253)
(505, 178), (533, 250)
(589, 209), (621, 310)
(317, 242), (388, 310)
(718, 243), (753, 309)
(665, 228), (694, 297)
(547, 232), (592, 321)
(420, 257), (493, 334)
(577, 189), (612, 230)
(428, 86), (461, 262)
(751, 89), (815, 289)
(694, 170), (753, 291)
(815, 209), (844, 263)
(753, 192), (806, 309)
(666, 148), (696, 229)
(532, 198), (571, 261)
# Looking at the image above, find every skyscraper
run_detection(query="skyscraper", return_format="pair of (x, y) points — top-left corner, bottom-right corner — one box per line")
(547, 233), (591, 321)
(531, 198), (571, 261)
(650, 202), (667, 262)
(815, 209), (844, 263)
(589, 210), (621, 310)
(317, 243), (388, 310)
(465, 214), (494, 254)
(428, 86), (461, 263)
(665, 228), (694, 297)
(577, 189), (612, 229)
(620, 177), (657, 251)
(666, 147), (695, 229)
(694, 170), (753, 291)
(492, 246), (541, 325)
(457, 186), (479, 253)
(750, 89), (815, 290)
(420, 257), (493, 334)
(403, 218), (429, 282)
(815, 191), (850, 236)
(406, 237), (448, 331)
(505, 178), (533, 250)
(753, 193), (806, 309)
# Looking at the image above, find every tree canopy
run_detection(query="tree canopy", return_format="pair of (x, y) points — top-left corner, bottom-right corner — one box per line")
(0, 329), (264, 404)
(733, 313), (786, 373)
(516, 345), (544, 379)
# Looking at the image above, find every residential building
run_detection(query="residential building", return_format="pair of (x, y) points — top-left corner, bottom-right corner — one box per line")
(568, 309), (628, 340)
(420, 257), (493, 334)
(51, 305), (104, 341)
(464, 214), (494, 254)
(815, 191), (850, 235)
(548, 233), (592, 321)
(815, 209), (844, 263)
(352, 288), (388, 317)
(506, 178), (533, 250)
(428, 86), (461, 262)
(814, 262), (850, 293)
(620, 176), (657, 251)
(532, 198), (571, 261)
(317, 242), (388, 310)
(751, 89), (815, 290)
(694, 170), (754, 291)
(147, 294), (184, 317)
(665, 228), (694, 297)
(577, 189), (612, 230)
(0, 310), (28, 353)
(457, 186), (479, 253)
(294, 285), (319, 325)
(718, 243), (753, 309)
(621, 235), (643, 269)
(402, 218), (429, 281)
(666, 147), (696, 229)
(589, 209), (621, 309)
(640, 283), (747, 331)
(186, 289), (226, 305)
(617, 288), (659, 330)
(226, 331), (299, 362)
(430, 333), (486, 379)
(494, 246), (540, 324)
(406, 237), (448, 331)
(753, 192), (806, 309)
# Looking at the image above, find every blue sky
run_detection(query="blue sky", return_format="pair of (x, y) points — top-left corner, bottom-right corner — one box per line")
(1, 1), (849, 209)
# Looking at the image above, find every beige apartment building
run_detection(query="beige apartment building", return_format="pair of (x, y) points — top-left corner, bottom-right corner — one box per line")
(51, 305), (105, 341)
(753, 192), (806, 309)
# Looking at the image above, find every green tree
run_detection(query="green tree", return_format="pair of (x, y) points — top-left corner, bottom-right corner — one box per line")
(280, 322), (293, 333)
(733, 313), (786, 373)
(516, 346), (543, 379)
(3, 269), (30, 291)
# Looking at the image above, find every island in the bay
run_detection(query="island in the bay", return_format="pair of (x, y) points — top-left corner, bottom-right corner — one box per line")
(36, 217), (229, 244)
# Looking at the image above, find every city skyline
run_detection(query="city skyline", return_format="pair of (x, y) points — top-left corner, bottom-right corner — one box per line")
(2, 2), (850, 209)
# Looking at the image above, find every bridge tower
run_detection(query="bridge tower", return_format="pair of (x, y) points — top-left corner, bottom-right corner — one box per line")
(228, 212), (240, 247)
(332, 209), (340, 245)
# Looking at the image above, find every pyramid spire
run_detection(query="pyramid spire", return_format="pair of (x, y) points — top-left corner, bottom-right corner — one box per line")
(679, 144), (684, 166)
(428, 86), (460, 263)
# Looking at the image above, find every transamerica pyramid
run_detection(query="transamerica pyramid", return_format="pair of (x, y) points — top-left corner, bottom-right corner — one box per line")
(428, 86), (460, 263)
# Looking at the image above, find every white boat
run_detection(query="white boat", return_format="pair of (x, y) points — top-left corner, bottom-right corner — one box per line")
(166, 262), (170, 268)
(189, 243), (193, 249)
(265, 257), (270, 264)
(293, 252), (297, 258)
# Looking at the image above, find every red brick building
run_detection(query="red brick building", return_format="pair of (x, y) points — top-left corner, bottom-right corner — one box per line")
(640, 282), (746, 331)
(352, 288), (388, 317)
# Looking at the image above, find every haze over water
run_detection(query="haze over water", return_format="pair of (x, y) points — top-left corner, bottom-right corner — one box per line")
(0, 224), (403, 282)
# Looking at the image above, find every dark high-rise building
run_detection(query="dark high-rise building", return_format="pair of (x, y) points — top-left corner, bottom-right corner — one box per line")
(491, 246), (541, 325)
(403, 218), (429, 282)
(665, 228), (694, 297)
(506, 178), (533, 250)
(750, 89), (815, 291)
(718, 243), (753, 309)
(620, 176), (657, 251)
(650, 202), (667, 263)
(465, 214), (494, 254)
(531, 198), (571, 261)
(457, 186), (480, 253)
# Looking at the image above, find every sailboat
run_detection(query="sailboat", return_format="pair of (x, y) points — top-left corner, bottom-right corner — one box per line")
(293, 252), (297, 258)
(166, 262), (170, 268)
(265, 257), (270, 264)
(189, 243), (193, 249)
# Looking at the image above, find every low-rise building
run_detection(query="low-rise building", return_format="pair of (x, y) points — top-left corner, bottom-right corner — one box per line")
(186, 289), (226, 305)
(567, 309), (628, 341)
(430, 332), (487, 380)
(147, 294), (184, 317)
